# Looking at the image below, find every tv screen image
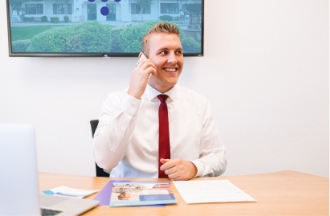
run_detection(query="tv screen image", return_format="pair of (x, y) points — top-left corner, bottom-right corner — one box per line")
(6, 0), (204, 57)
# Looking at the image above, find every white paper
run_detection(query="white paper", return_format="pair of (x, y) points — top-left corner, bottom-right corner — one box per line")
(173, 180), (256, 204)
(43, 186), (98, 199)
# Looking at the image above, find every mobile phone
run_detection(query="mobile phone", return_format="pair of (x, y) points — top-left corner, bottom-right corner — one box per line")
(135, 53), (147, 67)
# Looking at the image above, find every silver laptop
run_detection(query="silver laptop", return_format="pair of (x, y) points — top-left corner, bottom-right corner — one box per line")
(0, 123), (99, 216)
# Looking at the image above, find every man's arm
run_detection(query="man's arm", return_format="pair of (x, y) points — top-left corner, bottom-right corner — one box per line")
(92, 92), (141, 170)
(92, 53), (157, 170)
(190, 100), (227, 177)
(160, 100), (226, 180)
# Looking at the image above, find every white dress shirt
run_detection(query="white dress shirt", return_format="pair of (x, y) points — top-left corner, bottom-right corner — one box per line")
(92, 84), (226, 178)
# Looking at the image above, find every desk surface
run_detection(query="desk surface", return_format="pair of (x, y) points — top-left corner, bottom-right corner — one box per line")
(38, 170), (329, 215)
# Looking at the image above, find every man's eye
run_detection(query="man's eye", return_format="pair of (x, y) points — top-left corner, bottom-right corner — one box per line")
(176, 50), (183, 55)
(160, 51), (167, 55)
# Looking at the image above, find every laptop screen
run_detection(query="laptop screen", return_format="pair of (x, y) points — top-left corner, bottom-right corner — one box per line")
(0, 124), (40, 215)
(0, 124), (99, 215)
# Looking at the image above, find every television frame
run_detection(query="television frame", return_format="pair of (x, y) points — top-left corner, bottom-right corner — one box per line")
(6, 0), (204, 57)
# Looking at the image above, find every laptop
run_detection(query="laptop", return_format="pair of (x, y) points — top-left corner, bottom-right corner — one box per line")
(0, 123), (99, 216)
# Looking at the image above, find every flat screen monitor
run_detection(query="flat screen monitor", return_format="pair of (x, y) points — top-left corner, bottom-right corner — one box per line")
(6, 0), (204, 57)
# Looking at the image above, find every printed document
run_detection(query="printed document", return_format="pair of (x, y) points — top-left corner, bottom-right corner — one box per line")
(43, 186), (98, 199)
(173, 180), (256, 204)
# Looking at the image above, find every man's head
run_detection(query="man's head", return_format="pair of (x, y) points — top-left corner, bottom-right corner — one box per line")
(142, 22), (181, 54)
(142, 22), (184, 93)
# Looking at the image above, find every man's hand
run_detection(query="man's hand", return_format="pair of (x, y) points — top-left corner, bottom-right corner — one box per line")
(127, 53), (157, 99)
(160, 158), (197, 180)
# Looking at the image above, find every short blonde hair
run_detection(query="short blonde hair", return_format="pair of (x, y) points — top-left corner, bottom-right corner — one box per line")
(142, 22), (180, 53)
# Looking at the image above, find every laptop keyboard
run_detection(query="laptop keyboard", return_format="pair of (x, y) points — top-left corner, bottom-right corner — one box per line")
(41, 208), (63, 216)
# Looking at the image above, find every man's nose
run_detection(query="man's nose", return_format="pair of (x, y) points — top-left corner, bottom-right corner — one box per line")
(167, 52), (178, 64)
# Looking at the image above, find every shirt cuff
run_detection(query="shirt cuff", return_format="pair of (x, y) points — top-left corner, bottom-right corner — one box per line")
(191, 160), (203, 177)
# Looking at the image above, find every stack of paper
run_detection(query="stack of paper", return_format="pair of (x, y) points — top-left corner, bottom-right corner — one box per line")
(173, 180), (256, 204)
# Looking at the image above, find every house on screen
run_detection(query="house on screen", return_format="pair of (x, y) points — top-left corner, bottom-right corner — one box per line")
(16, 0), (196, 23)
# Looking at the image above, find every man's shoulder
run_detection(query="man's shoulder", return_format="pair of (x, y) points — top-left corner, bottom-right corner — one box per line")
(102, 88), (134, 107)
(106, 88), (129, 98)
(176, 84), (208, 102)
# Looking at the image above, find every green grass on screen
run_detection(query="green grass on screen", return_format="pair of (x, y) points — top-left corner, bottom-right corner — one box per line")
(11, 26), (57, 41)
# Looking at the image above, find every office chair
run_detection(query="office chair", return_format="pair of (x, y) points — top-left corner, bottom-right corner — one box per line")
(90, 119), (110, 177)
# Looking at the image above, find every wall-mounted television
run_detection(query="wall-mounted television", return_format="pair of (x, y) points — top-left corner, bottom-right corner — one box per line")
(6, 0), (204, 57)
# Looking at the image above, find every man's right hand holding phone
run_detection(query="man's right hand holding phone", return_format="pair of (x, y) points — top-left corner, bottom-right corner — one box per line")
(128, 52), (157, 99)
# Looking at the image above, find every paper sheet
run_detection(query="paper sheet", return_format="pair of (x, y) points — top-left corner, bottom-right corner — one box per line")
(43, 186), (98, 199)
(173, 180), (256, 204)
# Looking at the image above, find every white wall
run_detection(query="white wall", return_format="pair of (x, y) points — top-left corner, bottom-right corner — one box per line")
(0, 0), (328, 177)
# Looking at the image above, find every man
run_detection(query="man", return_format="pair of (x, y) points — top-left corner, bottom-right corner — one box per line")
(92, 22), (226, 180)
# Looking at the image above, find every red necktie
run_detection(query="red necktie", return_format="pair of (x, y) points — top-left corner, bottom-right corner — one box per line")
(157, 95), (170, 178)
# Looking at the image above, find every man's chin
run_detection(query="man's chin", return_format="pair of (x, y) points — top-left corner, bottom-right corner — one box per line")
(148, 77), (179, 91)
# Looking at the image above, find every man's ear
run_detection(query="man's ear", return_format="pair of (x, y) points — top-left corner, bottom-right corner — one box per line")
(138, 52), (143, 58)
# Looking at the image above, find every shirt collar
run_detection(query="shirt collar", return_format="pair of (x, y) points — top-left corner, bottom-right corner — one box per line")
(144, 84), (179, 102)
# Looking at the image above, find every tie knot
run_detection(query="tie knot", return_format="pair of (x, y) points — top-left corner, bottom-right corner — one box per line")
(157, 95), (168, 104)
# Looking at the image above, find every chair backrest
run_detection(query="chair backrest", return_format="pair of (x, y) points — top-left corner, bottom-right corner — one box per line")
(90, 120), (110, 177)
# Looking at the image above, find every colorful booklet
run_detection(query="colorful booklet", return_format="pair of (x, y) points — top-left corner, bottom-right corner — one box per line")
(109, 181), (177, 207)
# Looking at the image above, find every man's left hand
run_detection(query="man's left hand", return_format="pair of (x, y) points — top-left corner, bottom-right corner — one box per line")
(160, 158), (197, 180)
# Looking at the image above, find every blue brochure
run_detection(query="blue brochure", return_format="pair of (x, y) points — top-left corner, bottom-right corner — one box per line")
(109, 181), (177, 207)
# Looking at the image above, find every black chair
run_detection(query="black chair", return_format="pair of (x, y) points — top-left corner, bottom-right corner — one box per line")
(90, 119), (110, 177)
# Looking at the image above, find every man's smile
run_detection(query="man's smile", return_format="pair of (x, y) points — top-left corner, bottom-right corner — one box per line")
(163, 68), (178, 72)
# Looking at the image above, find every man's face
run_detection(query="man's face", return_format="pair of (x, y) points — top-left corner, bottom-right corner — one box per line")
(146, 33), (184, 93)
